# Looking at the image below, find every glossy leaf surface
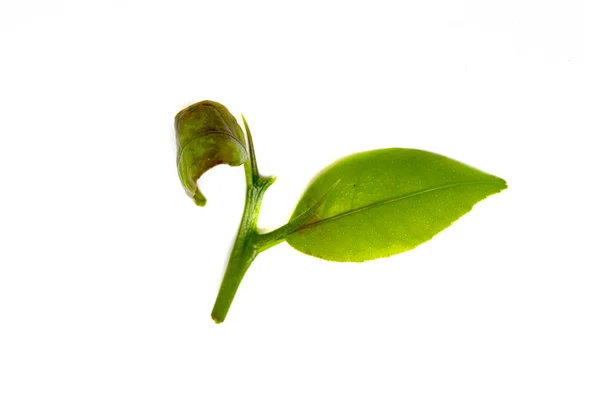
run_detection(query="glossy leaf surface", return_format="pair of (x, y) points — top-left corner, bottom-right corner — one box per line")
(175, 101), (247, 206)
(286, 149), (507, 262)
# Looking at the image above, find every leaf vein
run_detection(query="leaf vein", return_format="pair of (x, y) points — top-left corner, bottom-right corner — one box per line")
(292, 179), (504, 233)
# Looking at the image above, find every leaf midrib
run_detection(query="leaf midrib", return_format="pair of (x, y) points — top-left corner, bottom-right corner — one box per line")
(292, 179), (505, 233)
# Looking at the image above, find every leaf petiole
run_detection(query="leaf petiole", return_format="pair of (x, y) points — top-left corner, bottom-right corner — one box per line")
(254, 179), (341, 252)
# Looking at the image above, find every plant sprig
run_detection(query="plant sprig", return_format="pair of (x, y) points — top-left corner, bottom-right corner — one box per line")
(175, 100), (507, 323)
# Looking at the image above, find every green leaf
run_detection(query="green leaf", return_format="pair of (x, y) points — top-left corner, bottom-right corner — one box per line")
(285, 148), (507, 262)
(175, 101), (247, 206)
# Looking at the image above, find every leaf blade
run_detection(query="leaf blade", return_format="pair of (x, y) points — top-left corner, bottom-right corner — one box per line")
(175, 101), (247, 206)
(285, 148), (507, 262)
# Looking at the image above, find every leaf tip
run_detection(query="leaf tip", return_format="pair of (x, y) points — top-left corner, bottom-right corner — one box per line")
(193, 190), (207, 207)
(494, 176), (508, 192)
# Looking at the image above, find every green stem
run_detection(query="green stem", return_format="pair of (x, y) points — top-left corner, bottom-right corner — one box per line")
(210, 117), (275, 323)
(210, 173), (268, 323)
(210, 118), (338, 323)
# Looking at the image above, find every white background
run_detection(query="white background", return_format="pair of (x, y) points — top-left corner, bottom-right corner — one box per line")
(1, 1), (599, 399)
